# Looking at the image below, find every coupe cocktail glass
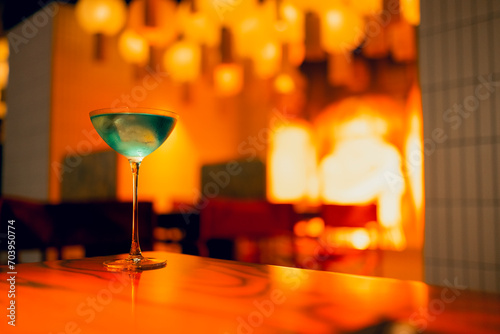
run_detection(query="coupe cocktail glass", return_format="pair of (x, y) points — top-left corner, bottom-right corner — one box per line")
(90, 107), (178, 271)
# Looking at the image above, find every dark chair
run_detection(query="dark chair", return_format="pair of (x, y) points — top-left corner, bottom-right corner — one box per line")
(199, 198), (298, 261)
(0, 197), (53, 253)
(0, 197), (155, 260)
(157, 212), (200, 256)
(47, 201), (155, 257)
(321, 203), (377, 227)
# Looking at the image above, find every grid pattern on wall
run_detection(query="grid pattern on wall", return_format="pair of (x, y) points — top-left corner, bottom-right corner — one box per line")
(2, 15), (53, 200)
(420, 0), (500, 293)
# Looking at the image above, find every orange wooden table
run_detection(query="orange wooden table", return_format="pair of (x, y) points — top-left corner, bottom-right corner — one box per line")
(1, 251), (499, 334)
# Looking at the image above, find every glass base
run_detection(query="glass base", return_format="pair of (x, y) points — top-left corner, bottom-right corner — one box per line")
(104, 256), (166, 271)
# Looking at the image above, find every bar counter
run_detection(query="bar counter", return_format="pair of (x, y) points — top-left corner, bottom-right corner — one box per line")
(1, 251), (499, 333)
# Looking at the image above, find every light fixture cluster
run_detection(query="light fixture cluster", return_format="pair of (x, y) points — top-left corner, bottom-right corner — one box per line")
(75, 0), (419, 96)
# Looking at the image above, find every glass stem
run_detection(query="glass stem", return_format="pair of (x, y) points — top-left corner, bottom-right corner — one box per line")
(129, 159), (143, 258)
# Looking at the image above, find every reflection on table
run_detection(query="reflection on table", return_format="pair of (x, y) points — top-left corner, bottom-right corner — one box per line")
(1, 251), (499, 334)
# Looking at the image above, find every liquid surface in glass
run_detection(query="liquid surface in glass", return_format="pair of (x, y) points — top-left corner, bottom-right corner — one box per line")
(91, 113), (176, 159)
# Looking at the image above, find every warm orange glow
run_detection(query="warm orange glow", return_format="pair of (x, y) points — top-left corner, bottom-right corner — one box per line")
(362, 26), (389, 59)
(234, 16), (258, 57)
(319, 113), (396, 204)
(261, 42), (279, 60)
(306, 217), (325, 237)
(406, 115), (423, 213)
(197, 0), (258, 28)
(323, 227), (373, 250)
(76, 0), (127, 35)
(400, 0), (420, 26)
(233, 14), (265, 58)
(269, 265), (311, 292)
(128, 0), (177, 47)
(294, 220), (308, 237)
(319, 135), (401, 204)
(320, 5), (365, 54)
(282, 3), (299, 22)
(294, 217), (324, 238)
(317, 97), (406, 250)
(118, 29), (150, 65)
(0, 38), (9, 61)
(305, 170), (320, 204)
(177, 2), (220, 47)
(351, 60), (371, 92)
(288, 42), (305, 66)
(328, 53), (352, 86)
(227, 1), (282, 77)
(253, 41), (281, 78)
(351, 229), (371, 250)
(350, 0), (382, 16)
(0, 101), (6, 118)
(276, 2), (304, 44)
(388, 19), (416, 62)
(185, 13), (219, 47)
(289, 0), (328, 12)
(405, 85), (425, 249)
(232, 1), (276, 59)
(61, 245), (85, 259)
(213, 63), (244, 96)
(274, 73), (295, 94)
(0, 61), (9, 89)
(163, 40), (201, 83)
(267, 122), (316, 203)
